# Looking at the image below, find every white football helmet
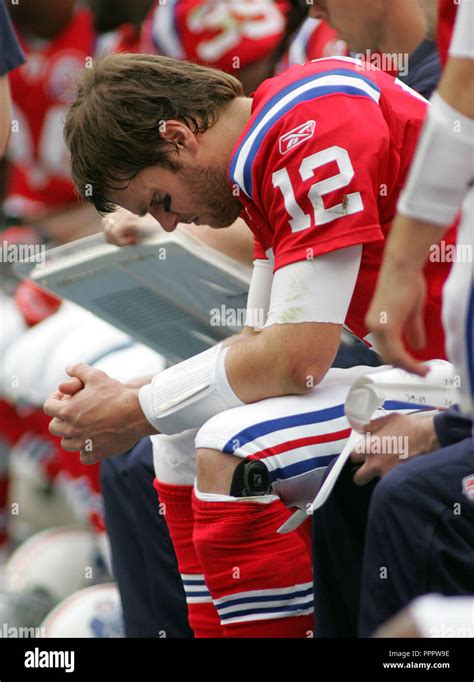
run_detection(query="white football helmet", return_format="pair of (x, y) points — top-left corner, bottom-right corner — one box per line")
(91, 342), (166, 383)
(8, 429), (75, 534)
(1, 527), (109, 629)
(37, 311), (166, 401)
(0, 302), (88, 405)
(39, 313), (132, 400)
(40, 583), (124, 638)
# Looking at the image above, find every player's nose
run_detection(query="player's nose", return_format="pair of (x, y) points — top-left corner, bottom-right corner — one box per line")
(159, 213), (179, 232)
(150, 206), (178, 232)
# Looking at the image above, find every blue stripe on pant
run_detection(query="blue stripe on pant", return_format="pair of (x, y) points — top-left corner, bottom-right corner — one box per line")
(100, 438), (193, 638)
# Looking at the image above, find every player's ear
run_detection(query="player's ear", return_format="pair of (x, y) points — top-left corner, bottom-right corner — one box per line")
(159, 120), (198, 155)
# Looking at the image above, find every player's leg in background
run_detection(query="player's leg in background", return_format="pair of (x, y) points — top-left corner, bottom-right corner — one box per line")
(358, 436), (474, 636)
(125, 438), (194, 638)
(100, 438), (192, 638)
(312, 460), (377, 637)
(152, 430), (224, 638)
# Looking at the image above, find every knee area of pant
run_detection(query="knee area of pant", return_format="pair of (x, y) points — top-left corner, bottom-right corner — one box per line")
(196, 448), (239, 494)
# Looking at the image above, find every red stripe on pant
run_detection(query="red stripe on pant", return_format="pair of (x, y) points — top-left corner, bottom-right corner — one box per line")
(192, 492), (314, 638)
(153, 479), (223, 638)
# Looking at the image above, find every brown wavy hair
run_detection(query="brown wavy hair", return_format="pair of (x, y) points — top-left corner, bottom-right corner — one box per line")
(64, 53), (244, 214)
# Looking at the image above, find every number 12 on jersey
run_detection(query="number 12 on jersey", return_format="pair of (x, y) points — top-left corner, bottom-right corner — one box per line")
(272, 145), (364, 231)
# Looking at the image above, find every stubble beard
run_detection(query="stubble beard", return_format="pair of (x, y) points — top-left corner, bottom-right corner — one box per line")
(181, 162), (242, 228)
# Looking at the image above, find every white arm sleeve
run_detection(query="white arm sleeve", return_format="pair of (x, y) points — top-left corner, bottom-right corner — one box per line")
(397, 92), (474, 225)
(264, 244), (362, 327)
(397, 0), (474, 226)
(245, 258), (273, 329)
(449, 0), (474, 59)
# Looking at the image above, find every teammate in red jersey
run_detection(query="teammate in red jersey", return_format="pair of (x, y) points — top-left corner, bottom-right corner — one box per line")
(45, 52), (457, 637)
(140, 0), (289, 92)
(4, 1), (96, 222)
(3, 0), (145, 239)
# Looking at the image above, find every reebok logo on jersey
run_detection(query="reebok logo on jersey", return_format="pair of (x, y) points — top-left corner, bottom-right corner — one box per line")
(279, 120), (316, 155)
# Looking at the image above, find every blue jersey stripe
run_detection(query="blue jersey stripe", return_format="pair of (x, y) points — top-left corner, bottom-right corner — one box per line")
(223, 403), (346, 452)
(240, 68), (381, 145)
(229, 68), (381, 198)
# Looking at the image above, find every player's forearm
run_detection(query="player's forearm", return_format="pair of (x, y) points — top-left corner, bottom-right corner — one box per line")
(381, 216), (450, 273)
(139, 321), (339, 434)
(225, 331), (297, 402)
(129, 329), (259, 392)
(438, 58), (474, 120)
(123, 387), (159, 438)
(225, 323), (333, 402)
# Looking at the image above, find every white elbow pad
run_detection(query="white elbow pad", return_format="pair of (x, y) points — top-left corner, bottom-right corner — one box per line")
(138, 344), (243, 435)
(398, 92), (474, 226)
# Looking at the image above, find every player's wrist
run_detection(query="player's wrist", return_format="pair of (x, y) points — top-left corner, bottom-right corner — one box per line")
(411, 414), (439, 455)
(124, 375), (154, 389)
(383, 243), (425, 274)
(383, 216), (444, 273)
(123, 386), (159, 438)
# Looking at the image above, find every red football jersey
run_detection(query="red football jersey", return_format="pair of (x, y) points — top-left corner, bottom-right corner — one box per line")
(229, 58), (455, 359)
(140, 0), (289, 72)
(276, 17), (347, 72)
(5, 9), (97, 219)
(6, 10), (140, 220)
(437, 0), (458, 67)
